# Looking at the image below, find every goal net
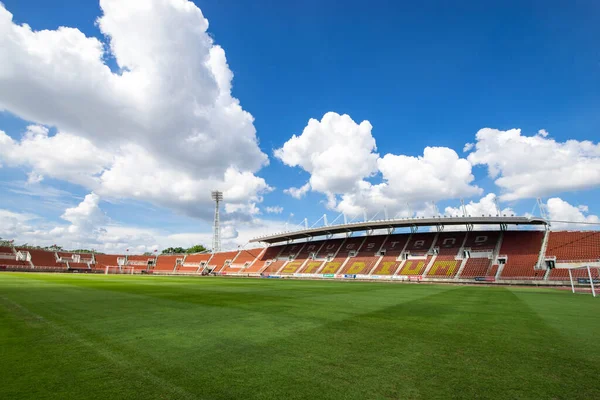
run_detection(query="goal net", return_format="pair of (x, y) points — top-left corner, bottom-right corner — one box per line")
(567, 266), (600, 297)
(104, 266), (126, 274)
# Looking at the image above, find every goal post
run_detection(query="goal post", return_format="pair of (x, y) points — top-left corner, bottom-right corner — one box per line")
(104, 266), (122, 275)
(568, 266), (599, 297)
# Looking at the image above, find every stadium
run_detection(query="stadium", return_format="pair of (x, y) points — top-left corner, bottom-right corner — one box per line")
(2, 216), (599, 290)
(2, 1), (600, 400)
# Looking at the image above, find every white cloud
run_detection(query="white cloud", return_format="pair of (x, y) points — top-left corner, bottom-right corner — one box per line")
(0, 126), (112, 187)
(376, 147), (482, 205)
(422, 193), (517, 232)
(0, 209), (37, 240)
(220, 224), (239, 240)
(546, 197), (599, 230)
(284, 183), (311, 199)
(277, 112), (481, 217)
(444, 193), (514, 217)
(275, 112), (379, 195)
(466, 128), (600, 201)
(0, 192), (287, 252)
(97, 144), (270, 219)
(47, 193), (108, 242)
(60, 192), (107, 229)
(26, 171), (44, 184)
(0, 0), (269, 221)
(265, 206), (284, 214)
(224, 202), (260, 217)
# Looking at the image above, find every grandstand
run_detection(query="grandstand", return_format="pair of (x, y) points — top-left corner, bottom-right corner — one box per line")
(425, 231), (465, 278)
(371, 233), (409, 275)
(312, 238), (347, 274)
(56, 251), (93, 271)
(458, 231), (500, 278)
(338, 235), (386, 275)
(546, 231), (600, 280)
(125, 255), (156, 272)
(288, 241), (324, 274)
(243, 245), (283, 274)
(0, 246), (30, 270)
(176, 253), (211, 273)
(206, 250), (239, 273)
(1, 216), (598, 287)
(14, 248), (65, 271)
(94, 254), (120, 272)
(497, 231), (546, 280)
(319, 236), (366, 275)
(154, 254), (184, 273)
(222, 248), (263, 274)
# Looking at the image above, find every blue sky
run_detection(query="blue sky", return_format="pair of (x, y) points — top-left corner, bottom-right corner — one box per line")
(0, 0), (598, 252)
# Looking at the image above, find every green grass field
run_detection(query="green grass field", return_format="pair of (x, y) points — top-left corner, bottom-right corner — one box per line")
(1, 273), (599, 400)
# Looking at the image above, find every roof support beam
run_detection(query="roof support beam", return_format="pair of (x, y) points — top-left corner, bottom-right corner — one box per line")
(250, 216), (549, 244)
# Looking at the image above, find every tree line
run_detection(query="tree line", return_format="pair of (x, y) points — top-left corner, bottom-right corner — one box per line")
(1, 238), (208, 256)
(158, 244), (208, 255)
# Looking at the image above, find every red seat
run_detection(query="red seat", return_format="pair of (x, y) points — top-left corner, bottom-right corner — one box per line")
(546, 232), (600, 262)
(154, 255), (183, 272)
(459, 258), (491, 278)
(499, 231), (545, 280)
(338, 235), (388, 275)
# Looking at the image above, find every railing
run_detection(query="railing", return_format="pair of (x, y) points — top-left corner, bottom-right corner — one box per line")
(555, 259), (599, 264)
(15, 251), (30, 262)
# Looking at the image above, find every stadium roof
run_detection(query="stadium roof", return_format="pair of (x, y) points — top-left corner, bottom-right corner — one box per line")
(250, 216), (548, 244)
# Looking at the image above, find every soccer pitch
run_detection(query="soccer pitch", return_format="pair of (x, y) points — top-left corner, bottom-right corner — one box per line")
(1, 274), (599, 400)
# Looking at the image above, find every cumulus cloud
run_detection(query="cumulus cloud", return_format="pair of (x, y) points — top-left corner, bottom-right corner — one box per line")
(60, 193), (107, 229)
(466, 128), (600, 201)
(97, 144), (269, 219)
(275, 112), (378, 195)
(0, 0), (269, 221)
(546, 197), (599, 230)
(376, 147), (482, 204)
(45, 193), (109, 245)
(277, 112), (481, 217)
(0, 126), (112, 187)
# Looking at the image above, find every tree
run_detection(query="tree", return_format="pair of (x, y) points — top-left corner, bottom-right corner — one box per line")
(161, 247), (186, 254)
(158, 244), (208, 255)
(71, 249), (99, 254)
(186, 244), (208, 254)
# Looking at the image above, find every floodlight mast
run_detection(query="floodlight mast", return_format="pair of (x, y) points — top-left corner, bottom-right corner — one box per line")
(211, 191), (223, 253)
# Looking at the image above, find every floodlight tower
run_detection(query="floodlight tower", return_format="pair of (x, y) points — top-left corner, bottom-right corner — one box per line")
(211, 191), (223, 253)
